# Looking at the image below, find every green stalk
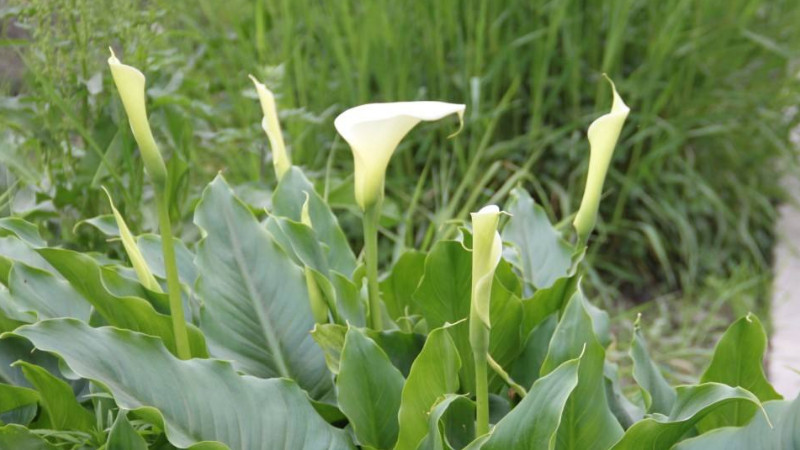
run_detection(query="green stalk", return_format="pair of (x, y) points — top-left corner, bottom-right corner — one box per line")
(155, 192), (191, 360)
(362, 203), (383, 330)
(470, 309), (490, 437)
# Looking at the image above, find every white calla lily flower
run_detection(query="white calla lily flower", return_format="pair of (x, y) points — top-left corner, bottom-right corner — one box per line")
(573, 77), (630, 243)
(107, 48), (167, 187)
(470, 204), (503, 329)
(249, 75), (291, 179)
(334, 101), (465, 210)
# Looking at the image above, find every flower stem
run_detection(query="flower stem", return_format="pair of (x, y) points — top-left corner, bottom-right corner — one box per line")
(362, 204), (383, 330)
(156, 192), (191, 360)
(470, 309), (490, 437)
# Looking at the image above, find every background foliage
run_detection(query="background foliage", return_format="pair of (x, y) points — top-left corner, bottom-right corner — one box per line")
(1, 0), (799, 377)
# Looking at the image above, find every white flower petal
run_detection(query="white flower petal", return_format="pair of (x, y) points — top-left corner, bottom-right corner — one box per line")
(334, 101), (465, 210)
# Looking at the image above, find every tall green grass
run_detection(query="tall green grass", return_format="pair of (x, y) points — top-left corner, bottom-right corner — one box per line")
(2, 0), (799, 331)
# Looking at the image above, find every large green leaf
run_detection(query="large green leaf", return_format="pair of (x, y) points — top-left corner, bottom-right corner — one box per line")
(416, 395), (475, 450)
(412, 241), (524, 392)
(484, 356), (582, 450)
(194, 175), (332, 401)
(502, 188), (573, 291)
(0, 424), (57, 449)
(107, 411), (148, 450)
(540, 291), (623, 449)
(8, 263), (91, 321)
(675, 397), (800, 449)
(15, 361), (95, 432)
(8, 319), (354, 449)
(137, 234), (197, 289)
(520, 276), (577, 336)
(610, 383), (765, 449)
(37, 248), (207, 358)
(0, 218), (47, 248)
(312, 324), (424, 377)
(395, 325), (461, 450)
(630, 317), (675, 415)
(697, 313), (781, 430)
(337, 327), (405, 449)
(0, 383), (39, 415)
(511, 314), (556, 389)
(381, 250), (426, 323)
(272, 167), (357, 276)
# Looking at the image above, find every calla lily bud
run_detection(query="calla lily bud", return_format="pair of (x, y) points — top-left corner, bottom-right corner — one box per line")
(334, 101), (466, 211)
(573, 76), (630, 243)
(249, 75), (291, 180)
(470, 204), (503, 329)
(107, 48), (168, 188)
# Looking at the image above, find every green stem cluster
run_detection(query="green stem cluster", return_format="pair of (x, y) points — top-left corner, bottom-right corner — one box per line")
(470, 309), (490, 437)
(362, 204), (383, 331)
(156, 193), (191, 360)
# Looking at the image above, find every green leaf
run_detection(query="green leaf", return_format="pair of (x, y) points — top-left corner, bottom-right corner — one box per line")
(412, 241), (523, 392)
(272, 167), (357, 276)
(8, 319), (354, 449)
(502, 188), (573, 290)
(0, 383), (39, 415)
(194, 176), (332, 400)
(520, 276), (577, 336)
(0, 424), (57, 449)
(37, 248), (208, 358)
(416, 395), (475, 450)
(674, 398), (800, 449)
(0, 236), (54, 283)
(484, 356), (582, 450)
(0, 218), (46, 247)
(697, 313), (781, 430)
(380, 250), (426, 322)
(630, 317), (675, 415)
(8, 263), (91, 321)
(337, 327), (405, 449)
(511, 314), (557, 389)
(137, 234), (197, 289)
(312, 324), (424, 377)
(107, 411), (148, 450)
(15, 361), (95, 432)
(604, 361), (644, 429)
(540, 291), (623, 449)
(610, 383), (766, 449)
(395, 325), (461, 450)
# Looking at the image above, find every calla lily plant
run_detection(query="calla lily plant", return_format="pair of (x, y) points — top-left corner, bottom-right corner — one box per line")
(335, 101), (465, 329)
(107, 49), (191, 360)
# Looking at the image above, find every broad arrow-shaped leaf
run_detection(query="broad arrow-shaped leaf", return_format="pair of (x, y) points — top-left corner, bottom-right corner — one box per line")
(697, 313), (781, 431)
(37, 248), (207, 358)
(195, 175), (333, 401)
(610, 383), (765, 449)
(630, 316), (675, 415)
(502, 188), (573, 291)
(675, 397), (800, 449)
(484, 355), (582, 450)
(540, 290), (623, 449)
(337, 327), (405, 449)
(7, 319), (354, 450)
(395, 324), (461, 450)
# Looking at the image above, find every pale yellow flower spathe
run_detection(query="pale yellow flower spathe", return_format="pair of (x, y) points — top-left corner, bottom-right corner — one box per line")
(470, 204), (503, 328)
(249, 75), (291, 180)
(573, 77), (630, 242)
(334, 101), (465, 211)
(107, 48), (168, 187)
